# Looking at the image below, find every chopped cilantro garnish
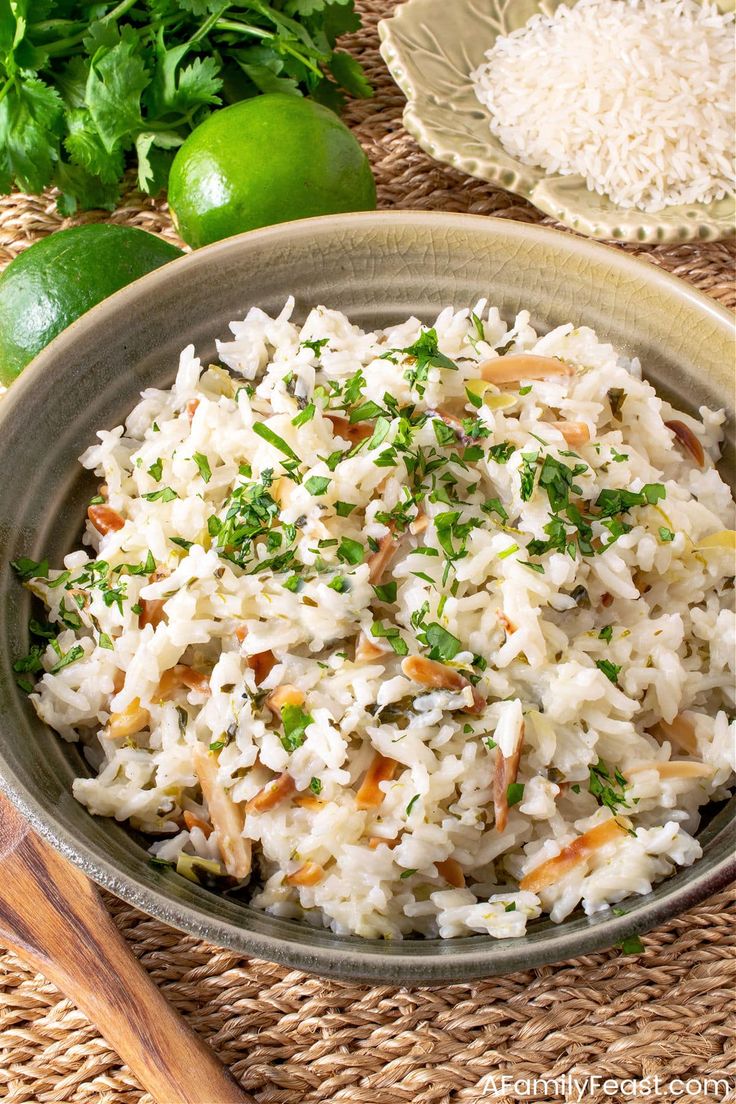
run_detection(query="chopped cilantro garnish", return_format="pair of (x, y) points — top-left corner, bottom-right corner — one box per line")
(371, 620), (408, 655)
(520, 561), (545, 573)
(170, 537), (194, 551)
(470, 312), (485, 341)
(335, 501), (357, 518)
(465, 386), (483, 409)
(349, 400), (384, 423)
(11, 556), (49, 581)
(659, 526), (675, 542)
(506, 782), (525, 807)
(498, 543), (519, 560)
(373, 581), (397, 604)
(399, 868), (418, 879)
(538, 454), (586, 512)
(598, 626), (613, 643)
(301, 338), (329, 357)
(327, 575), (349, 593)
(432, 419), (457, 447)
(589, 759), (629, 813)
(147, 458), (163, 481)
(309, 776), (323, 795)
(618, 935), (644, 954)
(518, 385), (533, 396)
(519, 452), (539, 500)
(488, 442), (516, 464)
(366, 416), (392, 452)
(596, 659), (621, 684)
(337, 538), (364, 565)
(98, 632), (114, 650)
(49, 644), (84, 674)
(292, 403), (316, 427)
(280, 703), (313, 752)
(406, 794), (420, 816)
(282, 574), (301, 593)
(192, 452), (212, 483)
(305, 475), (331, 496)
(253, 422), (301, 463)
(420, 622), (461, 662)
(142, 487), (178, 503)
(481, 498), (509, 520)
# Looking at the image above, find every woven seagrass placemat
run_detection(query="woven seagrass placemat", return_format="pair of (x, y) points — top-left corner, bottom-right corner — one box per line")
(1, 3), (735, 1102)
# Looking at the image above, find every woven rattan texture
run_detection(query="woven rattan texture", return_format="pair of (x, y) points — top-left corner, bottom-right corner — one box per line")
(1, 3), (735, 1102)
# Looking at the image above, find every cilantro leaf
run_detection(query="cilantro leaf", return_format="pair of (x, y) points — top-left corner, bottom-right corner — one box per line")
(281, 702), (313, 752)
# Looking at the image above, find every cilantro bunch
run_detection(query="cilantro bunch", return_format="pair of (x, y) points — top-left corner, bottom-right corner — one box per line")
(0, 0), (371, 214)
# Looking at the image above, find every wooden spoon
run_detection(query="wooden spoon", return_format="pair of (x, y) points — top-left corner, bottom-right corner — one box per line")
(0, 792), (252, 1104)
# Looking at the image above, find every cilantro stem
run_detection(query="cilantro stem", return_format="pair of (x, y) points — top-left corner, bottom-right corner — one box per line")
(0, 76), (15, 106)
(213, 20), (273, 40)
(43, 0), (143, 56)
(187, 6), (232, 47)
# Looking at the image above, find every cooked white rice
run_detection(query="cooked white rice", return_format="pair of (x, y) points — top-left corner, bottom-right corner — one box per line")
(470, 0), (736, 213)
(16, 299), (735, 940)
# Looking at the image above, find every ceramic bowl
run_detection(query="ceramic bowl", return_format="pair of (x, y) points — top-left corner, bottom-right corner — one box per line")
(0, 212), (733, 982)
(378, 0), (736, 243)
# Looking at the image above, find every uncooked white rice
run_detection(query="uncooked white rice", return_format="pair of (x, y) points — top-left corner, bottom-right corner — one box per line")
(471, 0), (736, 213)
(15, 299), (736, 940)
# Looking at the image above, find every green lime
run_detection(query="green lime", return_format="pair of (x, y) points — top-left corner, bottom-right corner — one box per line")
(168, 94), (377, 249)
(0, 225), (183, 385)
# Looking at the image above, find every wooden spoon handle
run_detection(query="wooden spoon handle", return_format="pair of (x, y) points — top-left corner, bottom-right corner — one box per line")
(0, 795), (252, 1104)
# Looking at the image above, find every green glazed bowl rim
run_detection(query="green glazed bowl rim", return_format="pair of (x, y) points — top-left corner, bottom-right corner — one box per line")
(0, 211), (733, 982)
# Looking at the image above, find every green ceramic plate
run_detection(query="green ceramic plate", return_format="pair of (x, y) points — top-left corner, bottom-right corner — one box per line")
(0, 212), (733, 982)
(378, 0), (736, 243)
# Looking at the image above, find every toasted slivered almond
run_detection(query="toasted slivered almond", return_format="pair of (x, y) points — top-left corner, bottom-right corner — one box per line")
(112, 669), (125, 694)
(626, 760), (714, 780)
(368, 835), (400, 850)
(651, 714), (698, 755)
(367, 528), (401, 584)
(107, 698), (150, 740)
(139, 597), (166, 629)
(436, 857), (466, 888)
(158, 665), (211, 699)
(286, 861), (325, 887)
(186, 397), (200, 419)
(192, 744), (251, 879)
(246, 772), (296, 813)
(520, 818), (627, 893)
(326, 414), (373, 446)
(409, 511), (429, 535)
(493, 719), (525, 833)
(247, 649), (277, 685)
(98, 483), (108, 501)
(665, 419), (705, 468)
(87, 504), (125, 535)
(234, 624), (247, 644)
(183, 810), (213, 838)
(355, 631), (388, 663)
(293, 794), (326, 811)
(355, 754), (398, 809)
(547, 421), (590, 446)
(479, 354), (574, 385)
(401, 655), (485, 714)
(266, 684), (305, 713)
